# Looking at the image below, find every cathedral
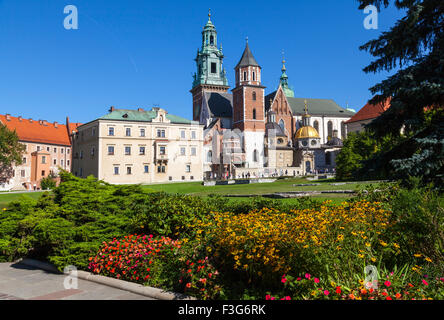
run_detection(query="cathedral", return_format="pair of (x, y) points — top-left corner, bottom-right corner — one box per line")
(191, 12), (355, 179)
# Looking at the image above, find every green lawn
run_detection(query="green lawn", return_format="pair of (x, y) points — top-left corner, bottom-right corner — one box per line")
(142, 177), (380, 197)
(0, 192), (44, 209)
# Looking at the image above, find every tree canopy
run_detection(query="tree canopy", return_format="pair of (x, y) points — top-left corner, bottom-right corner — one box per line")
(0, 123), (26, 184)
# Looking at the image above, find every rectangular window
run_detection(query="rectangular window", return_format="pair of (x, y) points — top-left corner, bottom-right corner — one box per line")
(126, 128), (131, 137)
(46, 147), (50, 152)
(140, 128), (145, 137)
(109, 127), (115, 136)
(42, 156), (46, 164)
(61, 160), (64, 167)
(21, 170), (25, 178)
(144, 165), (149, 173)
(41, 170), (45, 177)
(67, 148), (70, 155)
(159, 146), (166, 155)
(157, 129), (165, 138)
(191, 131), (196, 139)
(67, 160), (70, 166)
(22, 157), (26, 164)
(181, 130), (186, 139)
(114, 167), (119, 175)
(157, 165), (165, 173)
(54, 159), (57, 165)
(139, 147), (145, 155)
(37, 146), (41, 151)
(108, 146), (115, 155)
(61, 148), (64, 154)
(211, 62), (217, 74)
(54, 148), (57, 153)
(180, 147), (186, 156)
(127, 167), (132, 175)
(191, 147), (197, 156)
(186, 165), (191, 173)
(125, 146), (131, 155)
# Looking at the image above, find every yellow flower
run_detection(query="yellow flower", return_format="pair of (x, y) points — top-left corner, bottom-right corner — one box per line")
(337, 234), (344, 242)
(425, 257), (432, 263)
(414, 253), (422, 258)
(365, 242), (371, 247)
(379, 240), (387, 247)
(371, 257), (377, 262)
(393, 243), (400, 249)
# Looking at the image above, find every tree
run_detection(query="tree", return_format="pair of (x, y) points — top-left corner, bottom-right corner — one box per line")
(0, 123), (26, 184)
(357, 0), (444, 185)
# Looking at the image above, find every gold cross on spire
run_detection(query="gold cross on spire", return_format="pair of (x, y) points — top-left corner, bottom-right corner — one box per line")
(208, 8), (211, 18)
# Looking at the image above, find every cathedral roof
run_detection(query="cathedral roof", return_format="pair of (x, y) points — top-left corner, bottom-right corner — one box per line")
(265, 92), (355, 117)
(204, 92), (233, 118)
(345, 98), (391, 124)
(235, 43), (260, 68)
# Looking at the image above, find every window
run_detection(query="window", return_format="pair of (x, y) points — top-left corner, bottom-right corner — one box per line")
(109, 127), (115, 136)
(92, 127), (96, 136)
(61, 148), (64, 154)
(157, 165), (166, 173)
(311, 139), (317, 146)
(22, 157), (26, 164)
(127, 167), (132, 175)
(211, 62), (217, 74)
(191, 131), (196, 139)
(108, 146), (115, 155)
(114, 167), (119, 175)
(42, 156), (46, 164)
(54, 148), (57, 153)
(79, 168), (83, 177)
(327, 121), (333, 139)
(37, 146), (41, 151)
(47, 147), (50, 152)
(253, 109), (257, 120)
(210, 35), (214, 45)
(144, 165), (149, 173)
(243, 71), (247, 81)
(21, 170), (25, 178)
(191, 147), (196, 156)
(126, 128), (131, 137)
(140, 128), (145, 137)
(139, 146), (145, 155)
(67, 160), (70, 166)
(252, 91), (256, 101)
(180, 147), (186, 156)
(252, 72), (256, 81)
(125, 146), (131, 155)
(279, 119), (285, 132)
(253, 150), (258, 162)
(207, 151), (212, 162)
(41, 170), (45, 176)
(157, 129), (165, 138)
(159, 146), (166, 155)
(54, 159), (57, 165)
(186, 165), (191, 173)
(61, 160), (64, 167)
(67, 149), (70, 155)
(181, 130), (186, 139)
(91, 147), (95, 156)
(326, 152), (331, 165)
(313, 120), (319, 133)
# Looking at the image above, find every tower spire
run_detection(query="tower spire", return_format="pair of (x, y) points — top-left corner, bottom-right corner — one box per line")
(279, 50), (294, 98)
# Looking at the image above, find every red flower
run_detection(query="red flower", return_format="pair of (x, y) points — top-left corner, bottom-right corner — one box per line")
(386, 296), (392, 300)
(186, 283), (191, 288)
(384, 280), (391, 287)
(314, 278), (320, 284)
(422, 280), (429, 286)
(335, 287), (341, 294)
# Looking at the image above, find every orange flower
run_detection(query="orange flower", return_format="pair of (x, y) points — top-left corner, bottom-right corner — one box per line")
(395, 293), (401, 299)
(361, 289), (367, 295)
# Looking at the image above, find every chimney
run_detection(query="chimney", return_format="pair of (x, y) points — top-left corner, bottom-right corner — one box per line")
(109, 106), (115, 112)
(54, 121), (58, 128)
(5, 114), (11, 121)
(29, 118), (33, 123)
(137, 108), (144, 112)
(18, 116), (22, 122)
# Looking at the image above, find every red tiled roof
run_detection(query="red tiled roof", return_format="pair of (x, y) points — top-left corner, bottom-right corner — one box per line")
(346, 98), (391, 124)
(0, 114), (81, 146)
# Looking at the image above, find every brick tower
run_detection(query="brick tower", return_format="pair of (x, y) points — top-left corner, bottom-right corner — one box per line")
(232, 40), (266, 168)
(190, 10), (229, 122)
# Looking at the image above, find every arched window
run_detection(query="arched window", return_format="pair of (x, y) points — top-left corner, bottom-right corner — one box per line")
(253, 149), (258, 162)
(341, 121), (346, 140)
(279, 119), (285, 132)
(210, 35), (214, 45)
(243, 72), (247, 81)
(252, 91), (256, 101)
(327, 121), (333, 139)
(252, 109), (257, 120)
(313, 120), (319, 133)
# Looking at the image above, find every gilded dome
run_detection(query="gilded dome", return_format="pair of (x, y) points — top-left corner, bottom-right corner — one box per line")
(295, 126), (320, 139)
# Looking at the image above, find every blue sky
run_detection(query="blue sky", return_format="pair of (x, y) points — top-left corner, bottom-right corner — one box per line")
(0, 0), (404, 124)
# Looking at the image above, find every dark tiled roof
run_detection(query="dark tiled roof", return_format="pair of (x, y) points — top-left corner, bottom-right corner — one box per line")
(204, 92), (233, 118)
(265, 122), (287, 137)
(235, 43), (260, 68)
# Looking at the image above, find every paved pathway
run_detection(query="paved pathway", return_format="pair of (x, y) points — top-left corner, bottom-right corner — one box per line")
(0, 262), (154, 300)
